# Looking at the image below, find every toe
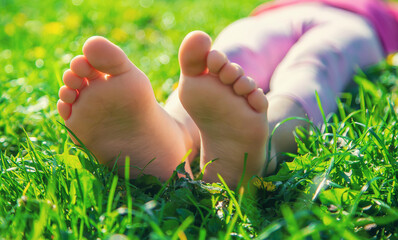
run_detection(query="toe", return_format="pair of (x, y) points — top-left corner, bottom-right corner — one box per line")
(247, 88), (268, 113)
(83, 36), (134, 76)
(59, 86), (78, 104)
(233, 76), (256, 96)
(219, 62), (243, 85)
(57, 100), (72, 120)
(207, 50), (227, 74)
(179, 31), (212, 77)
(63, 69), (86, 90)
(70, 55), (102, 80)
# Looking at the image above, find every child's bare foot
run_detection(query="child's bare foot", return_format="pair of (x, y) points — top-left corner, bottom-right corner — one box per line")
(178, 31), (269, 188)
(57, 36), (193, 180)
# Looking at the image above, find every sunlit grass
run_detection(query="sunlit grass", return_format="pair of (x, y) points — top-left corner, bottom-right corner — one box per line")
(2, 0), (398, 239)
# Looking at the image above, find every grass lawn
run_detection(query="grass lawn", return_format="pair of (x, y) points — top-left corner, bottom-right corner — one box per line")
(2, 0), (398, 239)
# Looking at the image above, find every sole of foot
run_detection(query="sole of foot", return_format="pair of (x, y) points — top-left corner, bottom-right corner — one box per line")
(58, 36), (192, 180)
(178, 31), (269, 188)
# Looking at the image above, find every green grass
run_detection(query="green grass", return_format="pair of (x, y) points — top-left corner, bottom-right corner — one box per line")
(2, 0), (398, 239)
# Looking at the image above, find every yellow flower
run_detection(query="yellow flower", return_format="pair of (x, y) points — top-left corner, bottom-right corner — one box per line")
(111, 28), (128, 42)
(43, 22), (64, 36)
(252, 177), (277, 191)
(4, 23), (15, 36)
(64, 14), (81, 30)
(172, 82), (179, 90)
(123, 9), (139, 21)
(154, 88), (163, 101)
(14, 13), (27, 27)
(386, 53), (398, 66)
(33, 46), (46, 59)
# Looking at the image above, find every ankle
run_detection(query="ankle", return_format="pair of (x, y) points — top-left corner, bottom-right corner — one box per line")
(175, 120), (199, 161)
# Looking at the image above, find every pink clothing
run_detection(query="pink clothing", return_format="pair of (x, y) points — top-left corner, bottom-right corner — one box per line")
(213, 2), (386, 123)
(252, 0), (398, 55)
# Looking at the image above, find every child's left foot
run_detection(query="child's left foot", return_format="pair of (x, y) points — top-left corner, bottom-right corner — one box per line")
(178, 31), (269, 188)
(57, 36), (193, 180)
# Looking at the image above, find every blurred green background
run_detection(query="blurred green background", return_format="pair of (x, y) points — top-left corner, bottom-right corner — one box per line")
(0, 0), (264, 153)
(1, 0), (265, 98)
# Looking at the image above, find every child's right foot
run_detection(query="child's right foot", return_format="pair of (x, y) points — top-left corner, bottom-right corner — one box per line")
(57, 36), (193, 180)
(178, 31), (270, 188)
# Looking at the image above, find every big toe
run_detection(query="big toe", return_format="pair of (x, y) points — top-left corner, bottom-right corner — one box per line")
(178, 31), (212, 77)
(82, 36), (133, 76)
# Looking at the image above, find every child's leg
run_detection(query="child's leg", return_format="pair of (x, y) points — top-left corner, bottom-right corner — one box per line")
(212, 3), (385, 164)
(267, 4), (384, 157)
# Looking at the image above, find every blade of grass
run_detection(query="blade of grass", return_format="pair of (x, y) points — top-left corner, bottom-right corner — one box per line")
(107, 175), (119, 215)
